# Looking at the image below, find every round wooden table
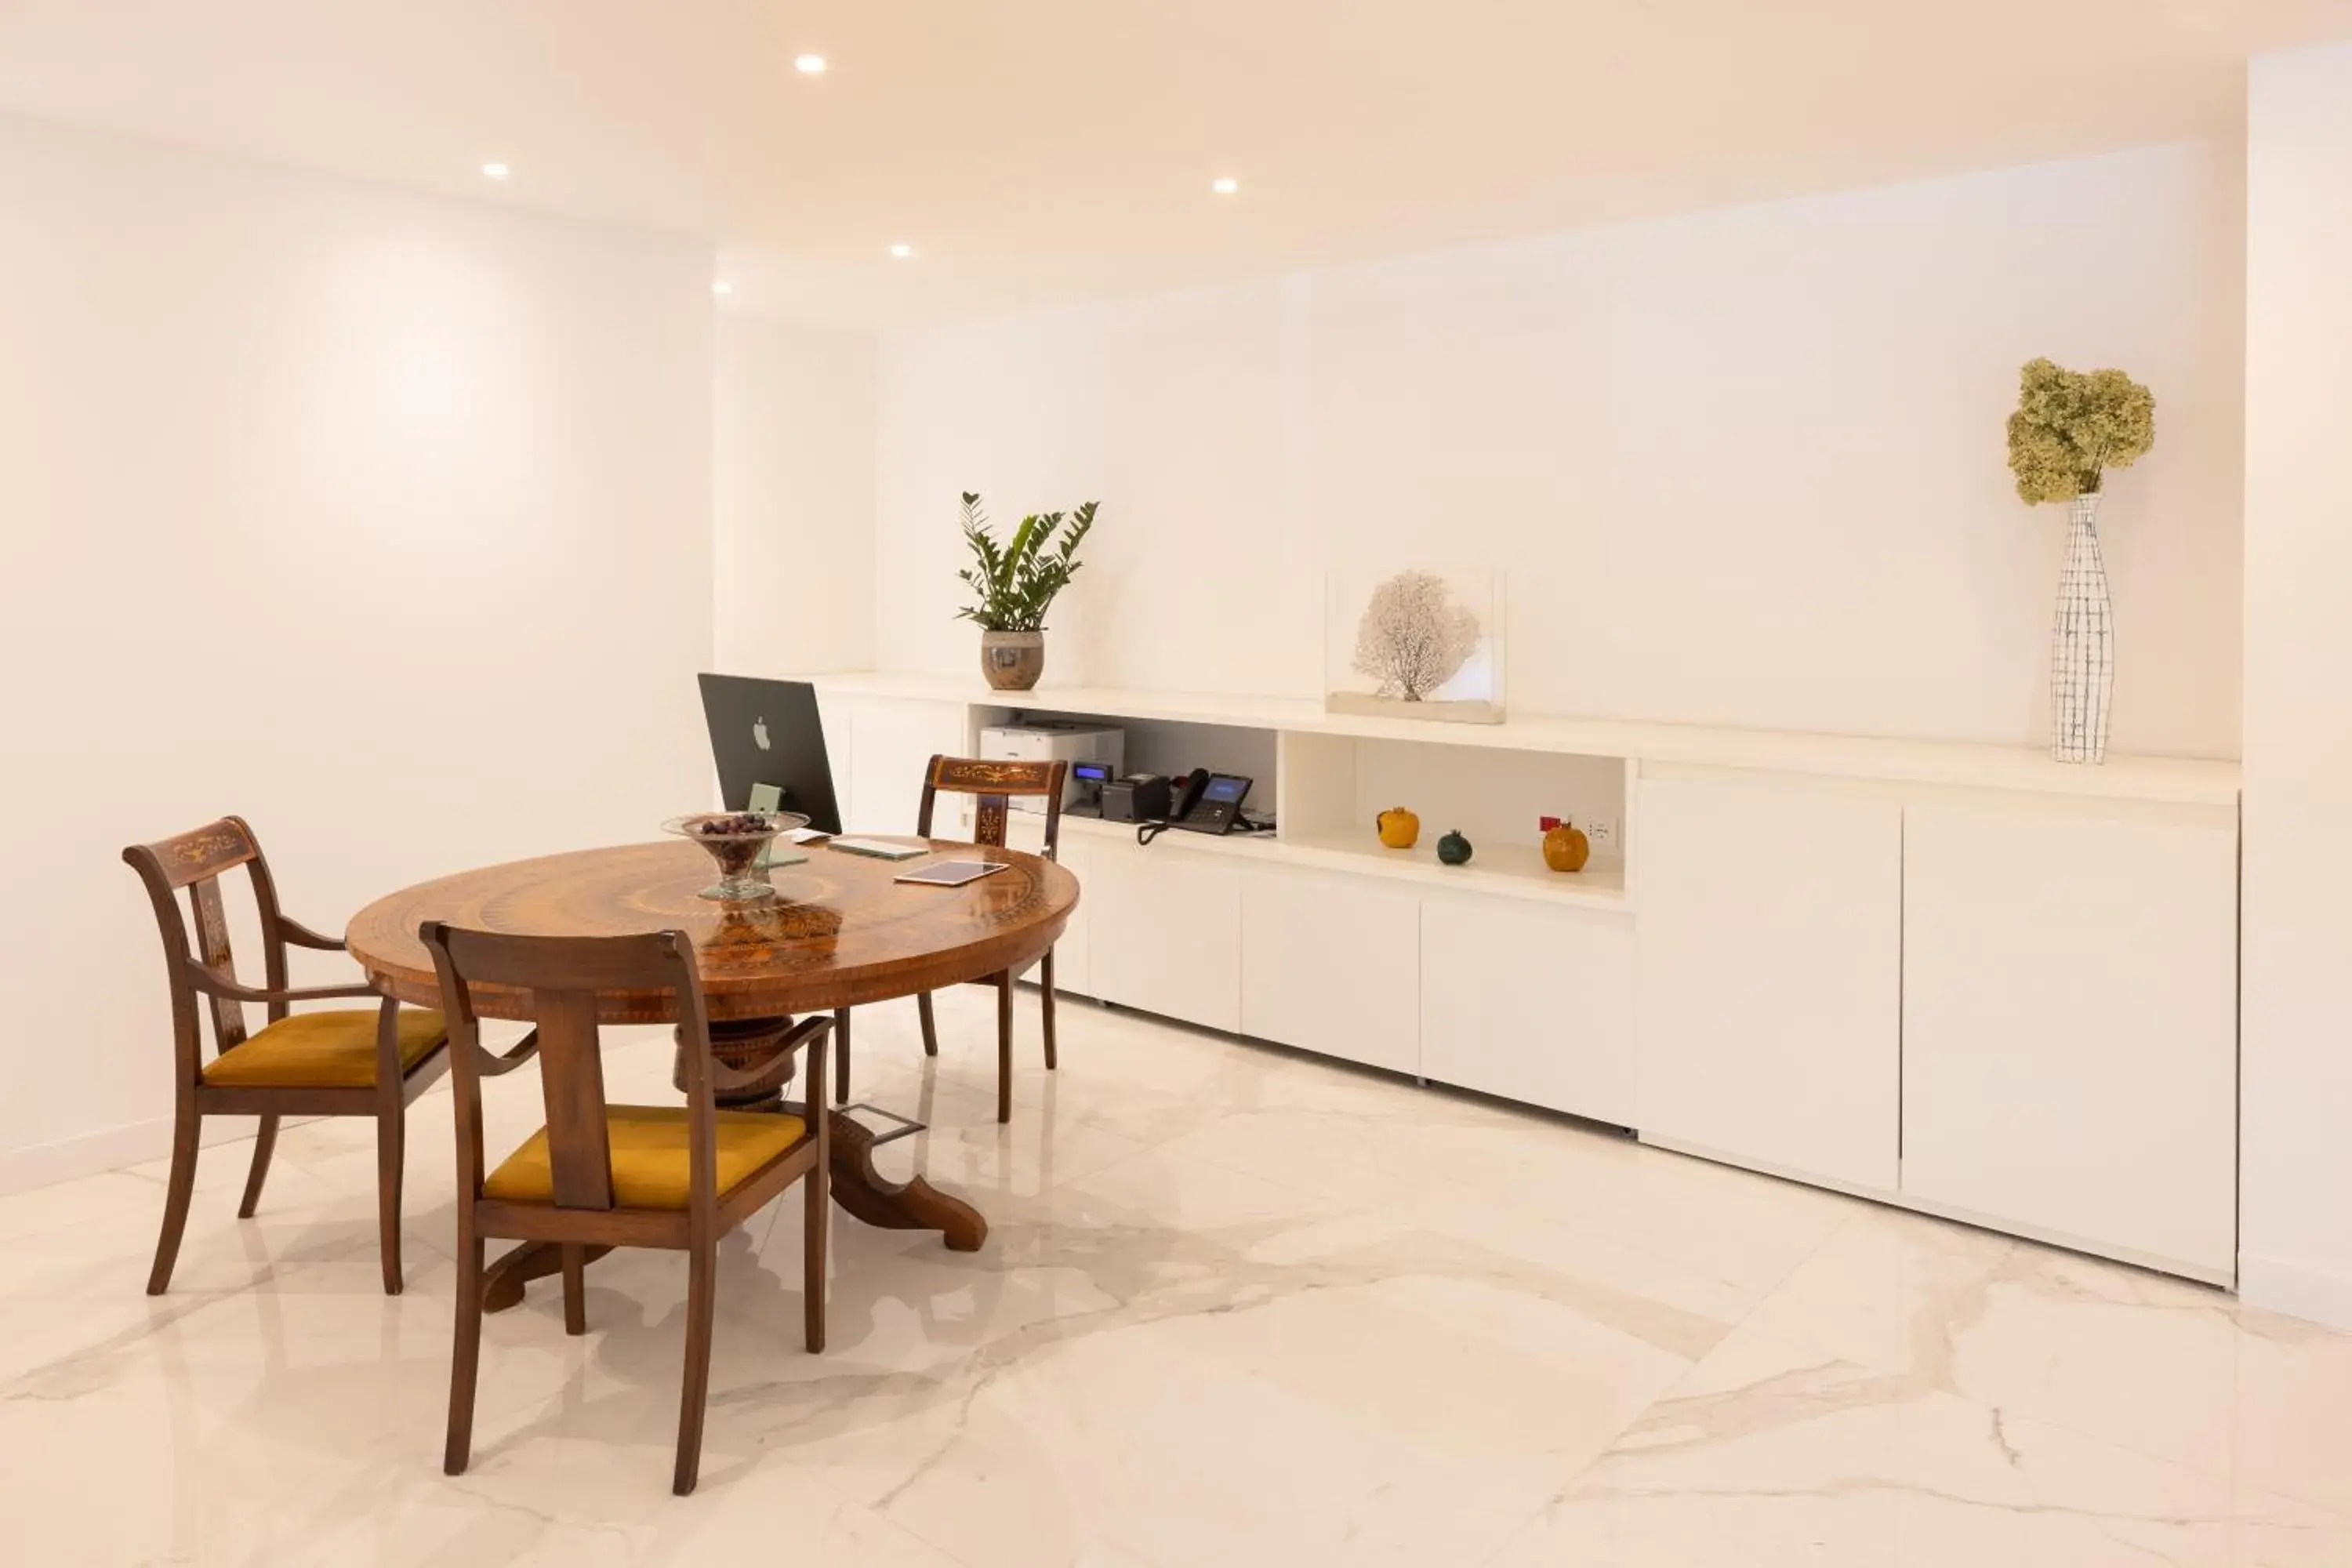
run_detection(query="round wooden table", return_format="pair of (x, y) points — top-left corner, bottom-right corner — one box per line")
(347, 837), (1077, 1310)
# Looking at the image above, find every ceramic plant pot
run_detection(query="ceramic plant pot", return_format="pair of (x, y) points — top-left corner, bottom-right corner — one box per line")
(980, 630), (1046, 691)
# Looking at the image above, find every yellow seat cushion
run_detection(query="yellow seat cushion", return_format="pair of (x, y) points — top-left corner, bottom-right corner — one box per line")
(484, 1105), (808, 1210)
(203, 1007), (447, 1089)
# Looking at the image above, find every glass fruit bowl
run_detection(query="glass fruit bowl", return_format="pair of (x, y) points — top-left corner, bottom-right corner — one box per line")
(662, 811), (810, 902)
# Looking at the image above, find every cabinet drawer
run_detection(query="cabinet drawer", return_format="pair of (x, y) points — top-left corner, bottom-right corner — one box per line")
(1901, 799), (2237, 1274)
(1085, 837), (1242, 1033)
(1047, 833), (1091, 997)
(1634, 771), (1902, 1190)
(1421, 891), (1633, 1125)
(1241, 862), (1417, 1075)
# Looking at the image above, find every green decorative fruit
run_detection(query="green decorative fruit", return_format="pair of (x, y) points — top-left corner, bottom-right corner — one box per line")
(1436, 829), (1473, 866)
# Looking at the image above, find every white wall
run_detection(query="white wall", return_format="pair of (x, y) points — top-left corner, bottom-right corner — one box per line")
(876, 143), (2245, 758)
(2241, 43), (2352, 1332)
(0, 117), (716, 1189)
(713, 314), (877, 674)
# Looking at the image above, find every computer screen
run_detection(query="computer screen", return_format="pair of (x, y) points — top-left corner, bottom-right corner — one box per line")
(695, 674), (844, 835)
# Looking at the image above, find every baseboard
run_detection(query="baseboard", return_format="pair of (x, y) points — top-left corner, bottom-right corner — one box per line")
(1638, 1131), (2237, 1290)
(2238, 1250), (2352, 1332)
(0, 1113), (266, 1198)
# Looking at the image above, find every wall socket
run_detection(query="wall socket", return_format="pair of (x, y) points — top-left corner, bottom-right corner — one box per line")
(1582, 818), (1617, 850)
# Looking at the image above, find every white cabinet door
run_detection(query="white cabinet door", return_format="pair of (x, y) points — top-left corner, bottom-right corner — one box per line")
(1086, 837), (1243, 1033)
(1635, 771), (1902, 1191)
(842, 699), (968, 835)
(1004, 810), (1096, 997)
(1240, 863), (1419, 1076)
(1901, 799), (2238, 1276)
(1420, 892), (1635, 1126)
(1045, 832), (1092, 998)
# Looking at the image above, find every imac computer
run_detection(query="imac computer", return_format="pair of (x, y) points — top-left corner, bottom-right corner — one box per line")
(696, 674), (844, 835)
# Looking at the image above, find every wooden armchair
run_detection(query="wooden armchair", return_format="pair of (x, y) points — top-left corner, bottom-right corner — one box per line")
(123, 816), (451, 1296)
(832, 756), (1068, 1123)
(421, 921), (830, 1496)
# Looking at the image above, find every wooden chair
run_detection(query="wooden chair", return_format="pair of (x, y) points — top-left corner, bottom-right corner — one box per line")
(832, 756), (1067, 1123)
(124, 816), (451, 1297)
(421, 921), (830, 1496)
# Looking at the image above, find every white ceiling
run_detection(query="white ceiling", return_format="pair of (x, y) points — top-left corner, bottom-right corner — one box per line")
(2, 1), (2348, 326)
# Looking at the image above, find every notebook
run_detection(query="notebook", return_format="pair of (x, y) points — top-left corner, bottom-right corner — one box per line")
(828, 836), (928, 861)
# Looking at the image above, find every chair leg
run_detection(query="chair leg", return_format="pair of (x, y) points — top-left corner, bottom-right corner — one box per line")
(806, 1039), (830, 1354)
(445, 1233), (485, 1475)
(561, 1244), (588, 1336)
(674, 1237), (717, 1496)
(996, 973), (1014, 1125)
(146, 1099), (200, 1297)
(236, 1112), (280, 1220)
(833, 1007), (852, 1105)
(1040, 948), (1059, 1073)
(376, 1102), (405, 1296)
(916, 991), (939, 1058)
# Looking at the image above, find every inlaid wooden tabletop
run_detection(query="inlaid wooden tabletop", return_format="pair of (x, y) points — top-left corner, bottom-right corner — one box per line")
(347, 838), (1078, 1024)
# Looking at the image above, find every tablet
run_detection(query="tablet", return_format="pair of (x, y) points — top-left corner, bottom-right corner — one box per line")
(894, 860), (1010, 887)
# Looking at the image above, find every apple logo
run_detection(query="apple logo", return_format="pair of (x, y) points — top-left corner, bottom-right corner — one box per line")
(752, 717), (771, 751)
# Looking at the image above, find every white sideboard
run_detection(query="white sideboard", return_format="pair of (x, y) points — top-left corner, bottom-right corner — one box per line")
(805, 672), (2243, 1285)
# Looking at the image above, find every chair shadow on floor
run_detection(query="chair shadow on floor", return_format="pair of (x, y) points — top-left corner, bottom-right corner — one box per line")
(212, 1039), (1190, 1494)
(434, 1051), (1102, 1480)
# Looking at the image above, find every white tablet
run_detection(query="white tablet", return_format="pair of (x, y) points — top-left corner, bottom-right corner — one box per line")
(894, 860), (1010, 887)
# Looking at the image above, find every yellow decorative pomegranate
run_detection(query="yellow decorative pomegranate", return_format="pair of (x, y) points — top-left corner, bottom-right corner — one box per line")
(1541, 815), (1590, 873)
(1376, 808), (1420, 849)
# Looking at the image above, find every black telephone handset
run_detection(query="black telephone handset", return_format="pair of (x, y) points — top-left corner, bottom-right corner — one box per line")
(1168, 769), (1208, 824)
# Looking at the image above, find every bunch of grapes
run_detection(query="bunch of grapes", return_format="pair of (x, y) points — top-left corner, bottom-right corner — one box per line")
(692, 813), (775, 837)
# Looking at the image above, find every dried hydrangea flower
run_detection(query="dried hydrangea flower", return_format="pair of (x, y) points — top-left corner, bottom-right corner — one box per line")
(2006, 357), (2155, 504)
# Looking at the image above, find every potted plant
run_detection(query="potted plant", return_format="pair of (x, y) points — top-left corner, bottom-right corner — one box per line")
(2006, 358), (2155, 764)
(955, 492), (1098, 691)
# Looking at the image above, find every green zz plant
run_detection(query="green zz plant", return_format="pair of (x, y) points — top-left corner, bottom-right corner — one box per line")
(953, 492), (1099, 631)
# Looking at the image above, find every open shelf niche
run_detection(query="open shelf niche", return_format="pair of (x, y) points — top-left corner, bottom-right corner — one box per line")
(971, 702), (1280, 800)
(964, 695), (1632, 909)
(1276, 729), (1631, 906)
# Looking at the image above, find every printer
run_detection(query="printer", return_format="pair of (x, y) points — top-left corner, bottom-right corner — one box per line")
(978, 721), (1126, 813)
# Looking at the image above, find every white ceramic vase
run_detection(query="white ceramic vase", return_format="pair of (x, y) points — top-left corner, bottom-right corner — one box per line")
(2049, 491), (2114, 764)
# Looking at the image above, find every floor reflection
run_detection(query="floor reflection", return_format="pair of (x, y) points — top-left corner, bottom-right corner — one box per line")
(2, 984), (2349, 1566)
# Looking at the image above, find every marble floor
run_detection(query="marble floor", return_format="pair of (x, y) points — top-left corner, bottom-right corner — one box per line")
(4, 988), (2350, 1566)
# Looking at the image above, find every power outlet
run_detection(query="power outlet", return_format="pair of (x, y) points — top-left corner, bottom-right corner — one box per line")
(1582, 818), (1617, 851)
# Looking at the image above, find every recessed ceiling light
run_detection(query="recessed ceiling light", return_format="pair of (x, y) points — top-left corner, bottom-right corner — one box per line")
(481, 162), (511, 181)
(712, 281), (734, 297)
(794, 54), (827, 74)
(1210, 176), (1240, 195)
(889, 244), (915, 259)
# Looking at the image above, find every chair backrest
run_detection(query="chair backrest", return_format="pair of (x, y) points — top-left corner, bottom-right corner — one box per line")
(123, 816), (294, 1076)
(419, 923), (721, 1217)
(915, 756), (1069, 858)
